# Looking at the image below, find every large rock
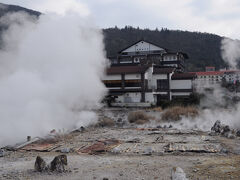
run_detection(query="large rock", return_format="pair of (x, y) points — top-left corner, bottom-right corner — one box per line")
(35, 155), (68, 173)
(50, 155), (68, 173)
(0, 149), (5, 157)
(236, 130), (240, 137)
(34, 156), (47, 172)
(211, 120), (221, 133)
(211, 120), (235, 139)
(171, 167), (188, 180)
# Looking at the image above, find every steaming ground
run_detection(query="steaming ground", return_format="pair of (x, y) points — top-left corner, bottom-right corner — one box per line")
(167, 108), (240, 130)
(0, 12), (107, 146)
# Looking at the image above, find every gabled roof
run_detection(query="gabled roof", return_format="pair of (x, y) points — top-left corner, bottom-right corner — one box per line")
(153, 67), (175, 74)
(118, 39), (189, 59)
(171, 72), (196, 80)
(118, 39), (167, 54)
(106, 65), (149, 75)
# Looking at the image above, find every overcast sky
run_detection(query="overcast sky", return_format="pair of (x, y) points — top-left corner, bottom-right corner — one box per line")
(1, 0), (240, 39)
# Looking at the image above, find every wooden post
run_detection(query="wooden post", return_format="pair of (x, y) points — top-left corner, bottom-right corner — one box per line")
(167, 73), (171, 101)
(141, 73), (145, 102)
(121, 74), (125, 89)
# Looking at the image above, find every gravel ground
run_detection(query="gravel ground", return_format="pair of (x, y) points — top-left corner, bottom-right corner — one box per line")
(1, 108), (240, 180)
(1, 127), (240, 180)
(0, 151), (218, 180)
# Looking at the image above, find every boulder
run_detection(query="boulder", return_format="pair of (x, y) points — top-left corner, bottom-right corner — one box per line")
(0, 149), (5, 157)
(50, 155), (68, 173)
(34, 156), (47, 172)
(171, 167), (188, 180)
(35, 155), (68, 173)
(211, 120), (235, 139)
(221, 125), (230, 134)
(211, 120), (221, 133)
(236, 130), (240, 137)
(117, 118), (122, 122)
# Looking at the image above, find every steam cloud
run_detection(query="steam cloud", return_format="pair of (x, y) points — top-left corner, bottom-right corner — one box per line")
(171, 38), (240, 131)
(0, 12), (107, 146)
(221, 38), (240, 69)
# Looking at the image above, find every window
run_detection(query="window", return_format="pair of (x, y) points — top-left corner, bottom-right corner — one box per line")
(125, 82), (141, 87)
(157, 79), (169, 90)
(134, 57), (140, 63)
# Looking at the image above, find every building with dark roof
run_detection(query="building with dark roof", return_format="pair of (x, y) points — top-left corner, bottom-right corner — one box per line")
(102, 40), (194, 107)
(109, 40), (188, 72)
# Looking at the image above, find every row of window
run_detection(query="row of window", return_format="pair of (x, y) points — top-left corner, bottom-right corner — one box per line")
(163, 56), (177, 61)
(199, 75), (221, 78)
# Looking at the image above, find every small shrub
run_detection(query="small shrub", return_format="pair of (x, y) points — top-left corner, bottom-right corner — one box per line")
(97, 117), (115, 127)
(150, 107), (163, 112)
(128, 111), (150, 124)
(161, 106), (198, 121)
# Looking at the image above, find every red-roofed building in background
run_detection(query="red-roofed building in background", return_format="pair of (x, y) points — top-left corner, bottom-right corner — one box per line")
(192, 67), (240, 86)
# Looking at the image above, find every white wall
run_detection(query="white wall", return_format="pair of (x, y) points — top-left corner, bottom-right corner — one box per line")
(153, 92), (167, 95)
(115, 92), (155, 104)
(102, 74), (121, 80)
(172, 92), (191, 96)
(145, 93), (155, 103)
(124, 93), (141, 103)
(102, 74), (141, 81)
(170, 80), (192, 89)
(122, 41), (165, 53)
(125, 74), (141, 80)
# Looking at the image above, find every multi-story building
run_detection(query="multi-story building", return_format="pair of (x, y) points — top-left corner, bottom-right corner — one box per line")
(103, 65), (195, 107)
(223, 70), (240, 83)
(109, 40), (188, 72)
(194, 71), (224, 85)
(193, 67), (240, 86)
(103, 40), (195, 107)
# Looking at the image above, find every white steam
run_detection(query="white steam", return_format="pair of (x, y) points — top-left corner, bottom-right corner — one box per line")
(0, 12), (107, 146)
(221, 38), (240, 69)
(164, 38), (240, 131)
(168, 108), (240, 131)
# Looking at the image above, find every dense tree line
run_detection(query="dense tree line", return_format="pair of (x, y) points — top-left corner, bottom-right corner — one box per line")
(0, 3), (40, 18)
(103, 26), (227, 71)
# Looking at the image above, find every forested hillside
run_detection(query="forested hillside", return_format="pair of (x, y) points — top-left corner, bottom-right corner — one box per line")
(0, 3), (227, 71)
(0, 3), (40, 18)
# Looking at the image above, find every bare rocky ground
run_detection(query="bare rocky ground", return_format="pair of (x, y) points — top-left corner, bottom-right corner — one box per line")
(1, 108), (240, 180)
